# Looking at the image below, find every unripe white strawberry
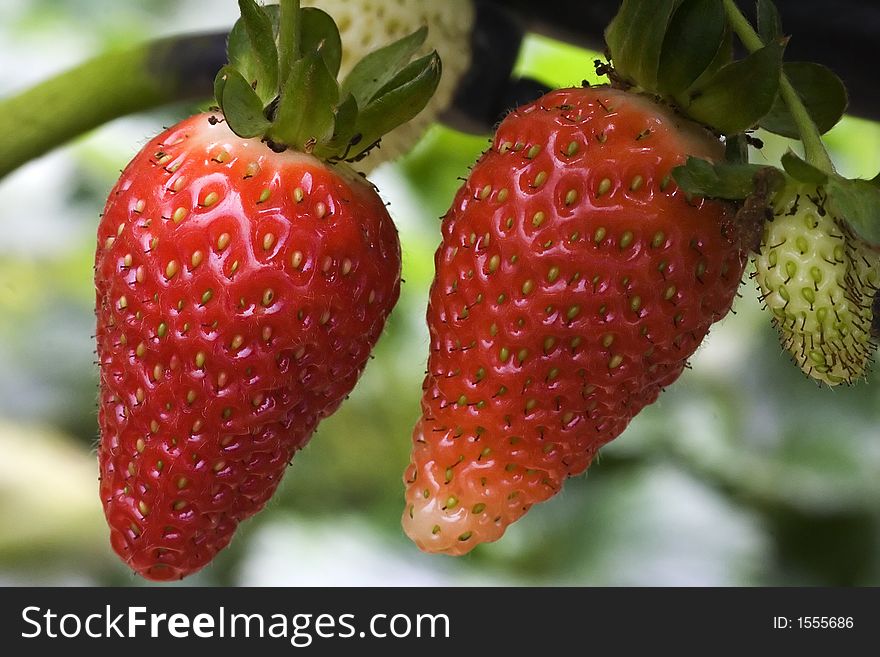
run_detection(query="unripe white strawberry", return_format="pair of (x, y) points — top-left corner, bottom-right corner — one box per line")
(306, 0), (475, 168)
(754, 183), (880, 385)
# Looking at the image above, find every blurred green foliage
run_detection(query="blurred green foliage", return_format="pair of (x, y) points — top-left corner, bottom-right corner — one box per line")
(1, 2), (879, 587)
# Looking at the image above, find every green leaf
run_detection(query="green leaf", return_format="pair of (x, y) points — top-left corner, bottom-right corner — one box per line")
(236, 3), (281, 36)
(682, 40), (784, 134)
(227, 17), (261, 92)
(341, 26), (428, 109)
(277, 0), (301, 81)
(300, 8), (343, 78)
(228, 6), (275, 69)
(672, 156), (782, 199)
(213, 65), (229, 109)
(758, 62), (848, 138)
(234, 0), (279, 103)
(657, 0), (725, 95)
(348, 52), (441, 160)
(231, 5), (341, 85)
(371, 53), (435, 101)
(825, 175), (880, 247)
(781, 150), (829, 185)
(269, 52), (339, 150)
(215, 65), (271, 138)
(314, 93), (359, 159)
(605, 0), (681, 90)
(680, 24), (732, 94)
(757, 0), (782, 44)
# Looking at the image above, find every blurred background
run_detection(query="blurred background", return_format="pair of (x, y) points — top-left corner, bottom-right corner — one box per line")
(1, 0), (880, 587)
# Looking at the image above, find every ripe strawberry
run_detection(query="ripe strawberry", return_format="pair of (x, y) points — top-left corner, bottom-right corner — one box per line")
(754, 183), (880, 384)
(402, 86), (750, 554)
(96, 115), (399, 579)
(96, 0), (440, 580)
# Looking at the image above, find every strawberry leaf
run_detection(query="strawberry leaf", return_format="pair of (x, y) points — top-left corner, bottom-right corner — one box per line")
(341, 26), (428, 109)
(757, 0), (782, 44)
(213, 64), (229, 109)
(783, 150), (880, 246)
(300, 8), (343, 78)
(657, 0), (725, 95)
(314, 93), (359, 159)
(233, 5), (341, 88)
(270, 52), (339, 150)
(605, 0), (680, 90)
(233, 0), (279, 104)
(276, 0), (300, 82)
(227, 21), (262, 96)
(215, 65), (271, 138)
(683, 24), (733, 92)
(780, 150), (828, 185)
(681, 39), (784, 134)
(348, 52), (441, 160)
(673, 156), (781, 200)
(758, 62), (848, 138)
(220, 0), (441, 161)
(825, 175), (880, 247)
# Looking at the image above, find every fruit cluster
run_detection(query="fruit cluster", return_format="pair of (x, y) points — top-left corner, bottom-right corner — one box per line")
(91, 0), (878, 578)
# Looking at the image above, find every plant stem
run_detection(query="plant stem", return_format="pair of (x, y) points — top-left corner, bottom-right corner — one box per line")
(278, 0), (302, 87)
(721, 0), (835, 173)
(0, 33), (226, 181)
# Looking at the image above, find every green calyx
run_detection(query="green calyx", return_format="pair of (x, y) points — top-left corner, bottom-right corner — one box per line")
(777, 154), (880, 248)
(618, 0), (880, 249)
(604, 0), (847, 140)
(674, 151), (880, 248)
(214, 0), (441, 162)
(606, 0), (781, 135)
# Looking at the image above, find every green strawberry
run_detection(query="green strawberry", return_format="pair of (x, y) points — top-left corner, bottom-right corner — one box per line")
(753, 183), (880, 385)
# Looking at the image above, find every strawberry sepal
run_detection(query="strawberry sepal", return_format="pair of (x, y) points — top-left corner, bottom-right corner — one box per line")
(758, 62), (848, 139)
(216, 0), (441, 162)
(780, 152), (880, 248)
(824, 176), (880, 249)
(674, 39), (785, 135)
(673, 156), (785, 201)
(214, 65), (272, 138)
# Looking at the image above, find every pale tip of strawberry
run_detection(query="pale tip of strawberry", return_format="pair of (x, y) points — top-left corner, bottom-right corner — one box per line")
(402, 490), (474, 557)
(402, 424), (481, 556)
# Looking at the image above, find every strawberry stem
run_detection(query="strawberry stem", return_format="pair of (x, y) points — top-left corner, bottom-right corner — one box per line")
(721, 0), (835, 174)
(277, 0), (302, 89)
(0, 33), (226, 181)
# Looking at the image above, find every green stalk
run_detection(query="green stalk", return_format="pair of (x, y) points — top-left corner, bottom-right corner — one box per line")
(721, 0), (835, 173)
(277, 0), (302, 88)
(0, 33), (224, 181)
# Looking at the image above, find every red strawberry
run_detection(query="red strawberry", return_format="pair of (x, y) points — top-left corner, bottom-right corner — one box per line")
(96, 114), (399, 579)
(402, 86), (750, 554)
(95, 0), (440, 580)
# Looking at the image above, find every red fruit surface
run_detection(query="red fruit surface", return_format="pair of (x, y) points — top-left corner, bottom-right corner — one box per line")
(95, 113), (400, 580)
(403, 87), (748, 554)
